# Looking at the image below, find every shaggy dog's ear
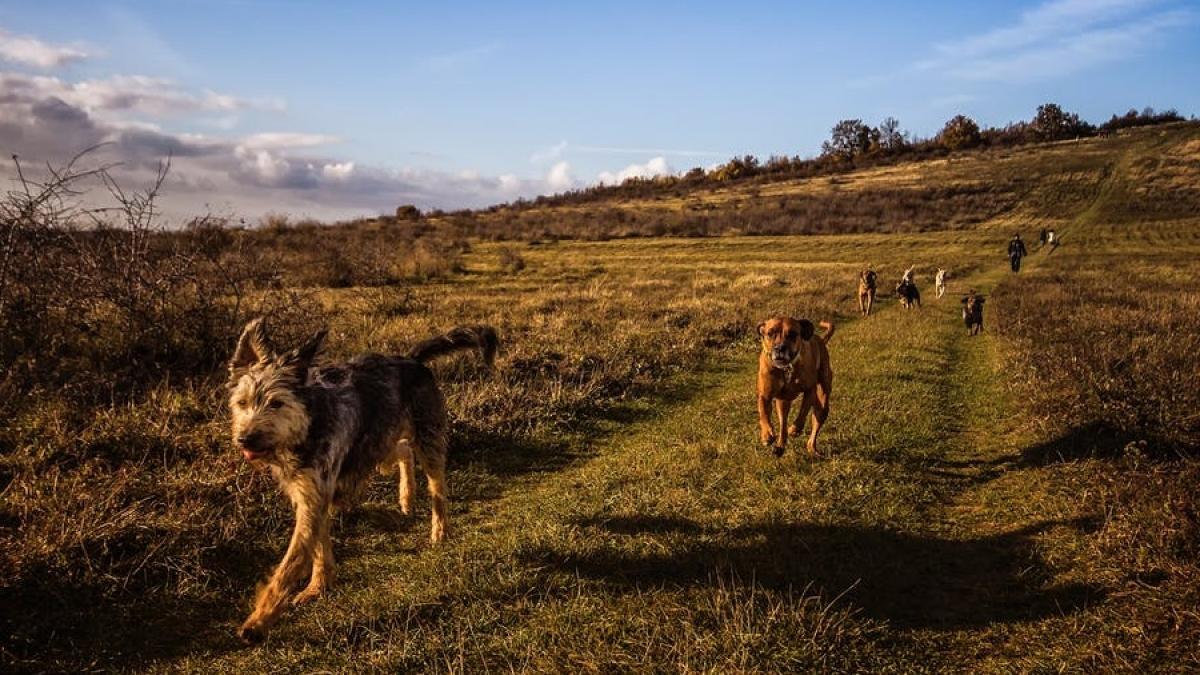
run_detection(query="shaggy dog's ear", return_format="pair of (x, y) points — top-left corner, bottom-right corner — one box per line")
(229, 318), (273, 375)
(285, 328), (328, 373)
(757, 320), (768, 337)
(797, 319), (815, 341)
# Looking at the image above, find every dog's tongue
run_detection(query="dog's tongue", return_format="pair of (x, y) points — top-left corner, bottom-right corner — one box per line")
(242, 448), (263, 461)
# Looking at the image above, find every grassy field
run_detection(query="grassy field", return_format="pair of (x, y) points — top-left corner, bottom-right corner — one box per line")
(3, 126), (1200, 672)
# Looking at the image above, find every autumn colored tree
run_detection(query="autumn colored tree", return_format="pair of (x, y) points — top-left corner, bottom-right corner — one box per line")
(1030, 103), (1092, 141)
(822, 119), (875, 159)
(939, 114), (982, 150)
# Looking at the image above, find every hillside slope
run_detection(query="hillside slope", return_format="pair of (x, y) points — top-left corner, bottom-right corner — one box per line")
(437, 122), (1200, 240)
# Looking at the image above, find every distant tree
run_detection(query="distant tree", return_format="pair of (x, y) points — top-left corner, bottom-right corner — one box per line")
(938, 114), (982, 150)
(395, 204), (422, 220)
(876, 116), (907, 151)
(822, 119), (875, 159)
(765, 154), (794, 172)
(1098, 106), (1185, 134)
(712, 155), (760, 181)
(1030, 103), (1092, 141)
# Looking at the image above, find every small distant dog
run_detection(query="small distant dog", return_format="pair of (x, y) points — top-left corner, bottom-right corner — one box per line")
(227, 319), (497, 643)
(962, 291), (985, 335)
(896, 279), (921, 309)
(857, 269), (878, 316)
(756, 316), (835, 457)
(935, 268), (947, 299)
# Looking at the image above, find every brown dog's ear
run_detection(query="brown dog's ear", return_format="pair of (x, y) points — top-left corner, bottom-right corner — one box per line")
(797, 319), (815, 341)
(229, 318), (272, 375)
(757, 320), (767, 337)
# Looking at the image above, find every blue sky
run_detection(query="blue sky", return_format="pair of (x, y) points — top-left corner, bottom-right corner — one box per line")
(0, 0), (1196, 219)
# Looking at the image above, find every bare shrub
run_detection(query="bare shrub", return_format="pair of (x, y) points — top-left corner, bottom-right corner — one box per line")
(498, 245), (527, 273)
(0, 150), (326, 400)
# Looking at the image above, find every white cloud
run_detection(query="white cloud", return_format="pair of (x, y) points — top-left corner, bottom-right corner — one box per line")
(0, 72), (269, 119)
(0, 27), (90, 68)
(0, 27), (581, 219)
(322, 161), (355, 180)
(597, 156), (674, 185)
(914, 0), (1193, 83)
(238, 132), (340, 150)
(928, 0), (1158, 61)
(546, 161), (575, 190)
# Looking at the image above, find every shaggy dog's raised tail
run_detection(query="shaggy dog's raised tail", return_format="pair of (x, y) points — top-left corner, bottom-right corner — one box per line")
(409, 325), (498, 367)
(818, 320), (835, 344)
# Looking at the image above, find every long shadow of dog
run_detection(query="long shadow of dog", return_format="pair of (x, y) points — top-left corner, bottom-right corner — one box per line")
(521, 514), (1104, 630)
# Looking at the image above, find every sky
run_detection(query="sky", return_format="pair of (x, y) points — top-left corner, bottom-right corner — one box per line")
(0, 0), (1197, 221)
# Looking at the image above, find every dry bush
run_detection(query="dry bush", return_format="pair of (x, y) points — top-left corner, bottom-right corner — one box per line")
(0, 152), (326, 401)
(497, 245), (526, 273)
(250, 220), (464, 287)
(991, 240), (1200, 624)
(993, 261), (1200, 456)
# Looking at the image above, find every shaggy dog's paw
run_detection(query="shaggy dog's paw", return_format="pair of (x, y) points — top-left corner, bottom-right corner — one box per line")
(237, 620), (267, 645)
(772, 445), (786, 458)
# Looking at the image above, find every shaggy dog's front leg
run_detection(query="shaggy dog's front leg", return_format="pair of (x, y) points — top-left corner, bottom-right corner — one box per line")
(239, 475), (327, 643)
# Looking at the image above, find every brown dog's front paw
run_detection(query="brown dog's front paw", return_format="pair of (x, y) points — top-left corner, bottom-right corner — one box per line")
(292, 585), (325, 607)
(772, 445), (786, 458)
(760, 431), (775, 447)
(237, 619), (267, 645)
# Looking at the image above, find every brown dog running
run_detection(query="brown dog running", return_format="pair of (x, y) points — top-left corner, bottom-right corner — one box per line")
(857, 270), (878, 316)
(756, 317), (835, 457)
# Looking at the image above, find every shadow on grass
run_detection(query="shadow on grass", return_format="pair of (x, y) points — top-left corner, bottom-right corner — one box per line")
(1017, 420), (1184, 466)
(0, 540), (268, 673)
(447, 358), (740, 485)
(1, 361), (743, 673)
(523, 514), (1105, 630)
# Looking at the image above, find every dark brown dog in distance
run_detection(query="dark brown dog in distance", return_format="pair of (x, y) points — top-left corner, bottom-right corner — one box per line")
(962, 290), (985, 335)
(857, 269), (878, 316)
(756, 316), (835, 457)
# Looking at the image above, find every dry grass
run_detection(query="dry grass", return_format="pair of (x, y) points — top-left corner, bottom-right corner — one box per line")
(2, 126), (1199, 672)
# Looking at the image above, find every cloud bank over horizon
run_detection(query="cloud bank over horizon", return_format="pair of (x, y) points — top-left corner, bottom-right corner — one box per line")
(0, 0), (1195, 222)
(0, 27), (621, 221)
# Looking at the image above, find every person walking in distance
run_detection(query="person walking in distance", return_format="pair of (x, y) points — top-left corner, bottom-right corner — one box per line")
(1008, 233), (1028, 272)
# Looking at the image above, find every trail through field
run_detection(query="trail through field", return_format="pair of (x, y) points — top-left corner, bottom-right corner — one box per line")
(182, 254), (1124, 672)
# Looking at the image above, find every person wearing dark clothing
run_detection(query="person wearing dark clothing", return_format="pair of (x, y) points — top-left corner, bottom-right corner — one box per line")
(1038, 227), (1048, 249)
(1008, 234), (1028, 272)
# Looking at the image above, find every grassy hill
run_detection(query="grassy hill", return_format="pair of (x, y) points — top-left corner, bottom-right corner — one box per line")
(429, 121), (1200, 240)
(2, 123), (1199, 672)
